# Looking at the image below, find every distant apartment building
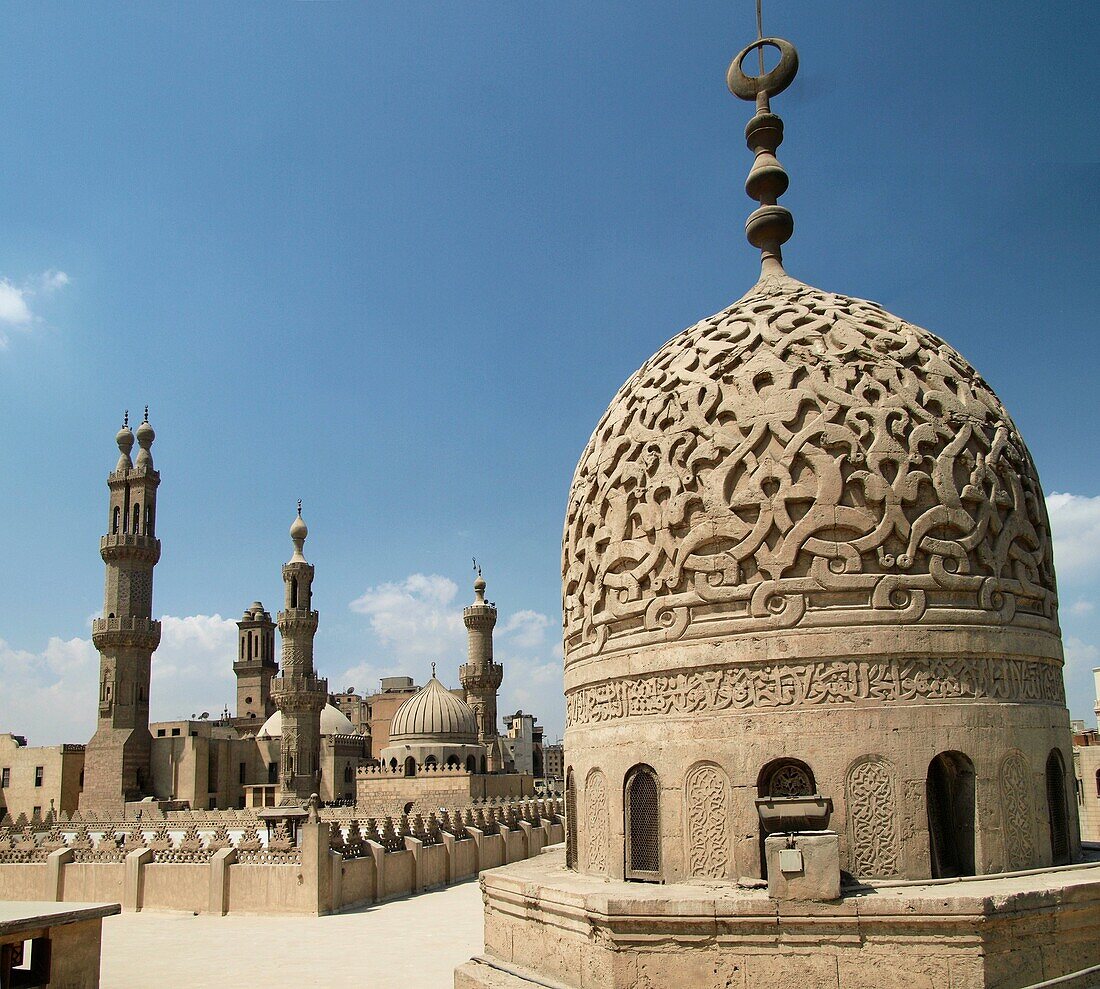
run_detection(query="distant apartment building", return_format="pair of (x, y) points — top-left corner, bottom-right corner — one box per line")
(0, 734), (85, 822)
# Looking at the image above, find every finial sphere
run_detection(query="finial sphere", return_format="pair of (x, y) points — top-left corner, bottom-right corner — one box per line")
(727, 37), (799, 101)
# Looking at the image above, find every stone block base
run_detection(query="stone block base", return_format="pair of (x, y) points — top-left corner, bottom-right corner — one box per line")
(455, 849), (1100, 989)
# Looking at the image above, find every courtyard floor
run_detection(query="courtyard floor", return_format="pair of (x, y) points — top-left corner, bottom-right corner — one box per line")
(100, 879), (483, 988)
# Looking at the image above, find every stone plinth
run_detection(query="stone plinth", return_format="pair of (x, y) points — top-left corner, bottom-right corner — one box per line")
(454, 848), (1100, 989)
(764, 831), (840, 902)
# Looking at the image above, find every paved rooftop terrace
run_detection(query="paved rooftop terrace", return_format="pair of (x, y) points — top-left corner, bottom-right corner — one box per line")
(101, 879), (483, 988)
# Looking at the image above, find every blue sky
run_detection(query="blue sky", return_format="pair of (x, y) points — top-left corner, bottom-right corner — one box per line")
(1, 2), (1098, 745)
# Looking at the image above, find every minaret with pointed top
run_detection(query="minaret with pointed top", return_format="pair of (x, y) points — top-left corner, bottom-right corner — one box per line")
(272, 503), (326, 804)
(82, 409), (162, 811)
(460, 568), (504, 770)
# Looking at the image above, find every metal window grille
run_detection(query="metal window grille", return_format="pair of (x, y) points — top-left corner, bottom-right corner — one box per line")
(766, 763), (813, 798)
(625, 767), (660, 881)
(565, 769), (577, 870)
(1047, 750), (1070, 865)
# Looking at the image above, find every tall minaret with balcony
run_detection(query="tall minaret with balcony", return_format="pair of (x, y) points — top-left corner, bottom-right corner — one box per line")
(272, 504), (326, 804)
(461, 567), (505, 770)
(82, 409), (162, 811)
(234, 602), (278, 731)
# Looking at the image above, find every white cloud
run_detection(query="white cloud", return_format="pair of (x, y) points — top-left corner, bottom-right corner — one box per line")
(347, 573), (565, 735)
(0, 636), (99, 746)
(1064, 636), (1100, 675)
(1047, 492), (1100, 579)
(1071, 600), (1095, 616)
(0, 281), (32, 328)
(0, 270), (70, 347)
(500, 609), (550, 649)
(348, 573), (464, 659)
(150, 615), (238, 721)
(0, 614), (238, 746)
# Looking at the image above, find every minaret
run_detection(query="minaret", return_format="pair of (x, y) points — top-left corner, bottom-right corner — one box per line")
(460, 568), (504, 770)
(272, 503), (326, 804)
(82, 409), (162, 811)
(234, 601), (277, 728)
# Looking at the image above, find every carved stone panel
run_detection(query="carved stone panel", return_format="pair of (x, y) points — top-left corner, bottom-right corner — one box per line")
(1000, 751), (1035, 871)
(585, 769), (609, 876)
(846, 757), (901, 878)
(685, 763), (731, 879)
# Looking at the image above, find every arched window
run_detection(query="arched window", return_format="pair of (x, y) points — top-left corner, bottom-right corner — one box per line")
(447, 755), (460, 769)
(343, 764), (352, 784)
(927, 751), (976, 878)
(466, 755), (476, 773)
(268, 762), (277, 784)
(565, 768), (577, 870)
(133, 504), (141, 534)
(1047, 749), (1070, 865)
(1095, 769), (1100, 799)
(290, 577), (299, 609)
(404, 756), (417, 778)
(112, 506), (120, 534)
(480, 756), (487, 774)
(624, 764), (660, 882)
(425, 755), (438, 770)
(758, 758), (816, 798)
(286, 755), (294, 777)
(144, 504), (152, 535)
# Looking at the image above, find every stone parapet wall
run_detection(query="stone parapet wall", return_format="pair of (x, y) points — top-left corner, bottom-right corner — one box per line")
(458, 849), (1100, 989)
(0, 799), (564, 917)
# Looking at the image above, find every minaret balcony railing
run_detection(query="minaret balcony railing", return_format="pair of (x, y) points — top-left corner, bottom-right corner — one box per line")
(460, 661), (504, 690)
(272, 673), (328, 710)
(277, 609), (319, 631)
(92, 616), (162, 650)
(463, 603), (497, 627)
(108, 466), (160, 485)
(100, 533), (161, 563)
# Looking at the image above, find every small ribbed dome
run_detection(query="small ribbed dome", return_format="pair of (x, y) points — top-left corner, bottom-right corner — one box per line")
(389, 675), (478, 743)
(258, 703), (354, 738)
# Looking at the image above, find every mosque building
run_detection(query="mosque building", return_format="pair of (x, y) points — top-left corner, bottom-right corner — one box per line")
(0, 413), (538, 824)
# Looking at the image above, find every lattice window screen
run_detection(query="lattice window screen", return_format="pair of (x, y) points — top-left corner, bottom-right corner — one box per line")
(1046, 751), (1069, 865)
(625, 767), (660, 881)
(565, 770), (577, 870)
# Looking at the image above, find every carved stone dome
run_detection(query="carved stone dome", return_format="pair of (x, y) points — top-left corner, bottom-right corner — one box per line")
(561, 269), (1072, 885)
(563, 271), (1059, 675)
(560, 35), (1076, 888)
(389, 675), (478, 744)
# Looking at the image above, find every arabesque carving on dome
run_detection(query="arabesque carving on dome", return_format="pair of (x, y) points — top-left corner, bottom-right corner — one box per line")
(566, 656), (1065, 727)
(563, 280), (1058, 663)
